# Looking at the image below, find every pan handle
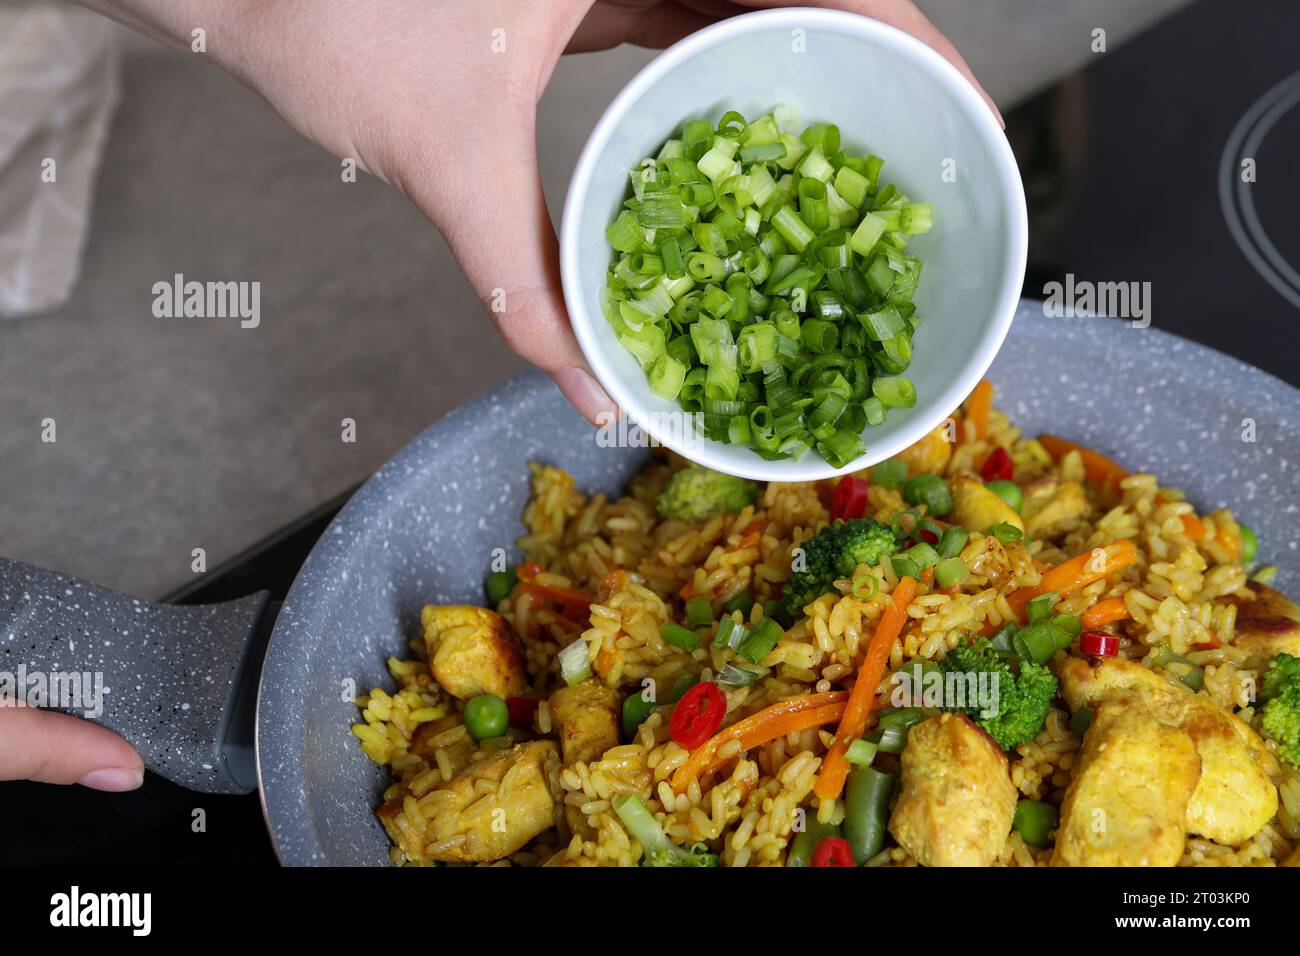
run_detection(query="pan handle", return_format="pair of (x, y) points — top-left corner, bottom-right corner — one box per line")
(0, 556), (272, 794)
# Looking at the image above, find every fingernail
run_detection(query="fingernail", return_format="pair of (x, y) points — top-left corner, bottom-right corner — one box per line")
(78, 767), (144, 792)
(553, 367), (619, 426)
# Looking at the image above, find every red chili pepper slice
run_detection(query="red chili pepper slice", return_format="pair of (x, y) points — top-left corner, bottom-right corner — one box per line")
(918, 529), (939, 545)
(831, 475), (870, 522)
(980, 446), (1014, 483)
(811, 836), (855, 867)
(1079, 631), (1120, 657)
(506, 696), (540, 727)
(669, 681), (726, 749)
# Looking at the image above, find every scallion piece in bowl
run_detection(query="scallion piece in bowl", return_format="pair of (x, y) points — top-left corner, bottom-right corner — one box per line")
(602, 107), (933, 467)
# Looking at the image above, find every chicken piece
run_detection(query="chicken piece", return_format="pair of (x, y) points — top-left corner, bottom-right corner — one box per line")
(421, 604), (526, 700)
(378, 740), (560, 863)
(888, 713), (1018, 867)
(1222, 582), (1300, 669)
(409, 714), (476, 779)
(896, 424), (953, 477)
(950, 474), (1025, 534)
(1060, 657), (1279, 845)
(1020, 476), (1090, 540)
(1052, 703), (1201, 866)
(548, 681), (622, 766)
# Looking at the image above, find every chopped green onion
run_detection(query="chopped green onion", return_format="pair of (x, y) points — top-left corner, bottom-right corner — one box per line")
(723, 591), (755, 616)
(1012, 623), (1058, 665)
(717, 663), (764, 687)
(934, 557), (969, 589)
(868, 722), (909, 753)
(771, 205), (815, 251)
(877, 707), (924, 731)
(845, 738), (879, 767)
(903, 474), (953, 518)
(605, 108), (934, 466)
(1026, 592), (1060, 625)
(872, 376), (916, 409)
(834, 165), (870, 208)
(937, 527), (968, 559)
(988, 522), (1023, 543)
(648, 354), (686, 399)
(558, 639), (592, 686)
(660, 622), (702, 652)
(901, 541), (941, 569)
(891, 556), (922, 580)
(685, 596), (713, 628)
(737, 616), (783, 664)
(714, 616), (745, 649)
(1051, 614), (1082, 647)
(739, 142), (786, 163)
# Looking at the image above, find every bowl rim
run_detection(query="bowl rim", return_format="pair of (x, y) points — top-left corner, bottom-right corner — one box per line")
(560, 6), (1028, 482)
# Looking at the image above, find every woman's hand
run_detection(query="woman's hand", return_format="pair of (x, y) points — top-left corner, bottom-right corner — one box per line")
(76, 0), (996, 423)
(0, 704), (144, 790)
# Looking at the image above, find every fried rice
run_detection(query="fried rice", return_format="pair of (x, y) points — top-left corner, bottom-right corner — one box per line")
(351, 391), (1300, 867)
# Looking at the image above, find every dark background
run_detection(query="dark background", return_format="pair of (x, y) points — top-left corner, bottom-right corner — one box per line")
(1, 0), (1298, 866)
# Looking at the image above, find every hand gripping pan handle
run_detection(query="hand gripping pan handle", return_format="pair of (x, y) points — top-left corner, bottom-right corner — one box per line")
(0, 556), (273, 794)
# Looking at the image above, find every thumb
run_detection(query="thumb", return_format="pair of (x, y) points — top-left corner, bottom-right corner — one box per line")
(409, 126), (619, 426)
(0, 704), (144, 791)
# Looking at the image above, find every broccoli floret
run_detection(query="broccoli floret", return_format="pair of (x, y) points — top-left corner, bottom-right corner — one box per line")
(1259, 653), (1300, 768)
(613, 793), (719, 867)
(655, 466), (759, 523)
(938, 637), (1058, 750)
(781, 518), (898, 617)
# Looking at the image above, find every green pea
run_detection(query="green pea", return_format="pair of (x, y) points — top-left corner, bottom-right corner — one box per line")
(1012, 799), (1058, 849)
(903, 474), (953, 517)
(1240, 524), (1258, 564)
(484, 568), (518, 606)
(984, 479), (1022, 512)
(464, 694), (509, 741)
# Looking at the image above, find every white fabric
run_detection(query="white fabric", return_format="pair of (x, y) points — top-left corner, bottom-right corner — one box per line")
(0, 2), (120, 317)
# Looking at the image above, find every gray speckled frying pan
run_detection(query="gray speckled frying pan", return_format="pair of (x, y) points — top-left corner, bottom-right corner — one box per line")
(3, 302), (1299, 865)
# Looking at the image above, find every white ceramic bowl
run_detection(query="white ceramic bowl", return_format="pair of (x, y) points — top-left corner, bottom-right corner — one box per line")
(561, 7), (1027, 481)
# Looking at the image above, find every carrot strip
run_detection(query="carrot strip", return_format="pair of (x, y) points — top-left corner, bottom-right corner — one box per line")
(1007, 540), (1139, 618)
(670, 691), (848, 791)
(515, 563), (593, 621)
(1180, 514), (1206, 539)
(516, 561), (546, 581)
(813, 576), (918, 801)
(594, 645), (616, 679)
(1037, 434), (1128, 488)
(965, 379), (994, 440)
(1081, 596), (1130, 629)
